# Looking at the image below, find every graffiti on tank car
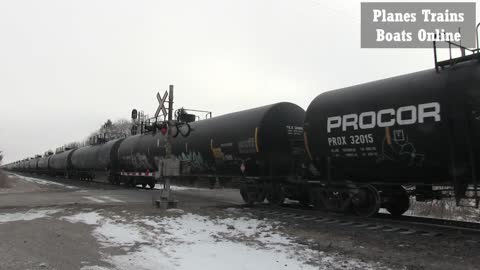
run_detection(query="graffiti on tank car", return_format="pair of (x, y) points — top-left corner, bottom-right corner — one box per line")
(179, 151), (213, 172)
(326, 102), (441, 133)
(211, 147), (224, 159)
(134, 153), (152, 170)
(378, 129), (425, 167)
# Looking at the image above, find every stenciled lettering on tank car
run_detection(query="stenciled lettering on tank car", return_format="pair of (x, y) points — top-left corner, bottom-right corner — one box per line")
(326, 102), (441, 133)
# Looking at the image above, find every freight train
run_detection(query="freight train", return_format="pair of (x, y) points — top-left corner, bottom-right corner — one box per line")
(3, 102), (306, 191)
(3, 48), (480, 217)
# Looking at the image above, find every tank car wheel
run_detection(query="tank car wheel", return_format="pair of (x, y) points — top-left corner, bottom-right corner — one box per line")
(266, 183), (285, 206)
(141, 183), (147, 189)
(351, 185), (381, 217)
(384, 186), (410, 216)
(256, 189), (266, 203)
(266, 192), (285, 206)
(312, 197), (325, 210)
(148, 182), (156, 189)
(117, 176), (125, 185)
(240, 184), (255, 206)
(240, 189), (254, 206)
(299, 197), (310, 208)
(128, 177), (136, 188)
(310, 188), (326, 210)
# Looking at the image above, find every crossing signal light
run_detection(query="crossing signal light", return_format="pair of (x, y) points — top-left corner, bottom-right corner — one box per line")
(156, 122), (168, 135)
(160, 126), (167, 135)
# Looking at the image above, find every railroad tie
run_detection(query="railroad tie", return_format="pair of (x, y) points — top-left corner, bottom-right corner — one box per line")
(366, 225), (385, 230)
(314, 218), (329, 223)
(383, 227), (401, 232)
(398, 229), (417, 235)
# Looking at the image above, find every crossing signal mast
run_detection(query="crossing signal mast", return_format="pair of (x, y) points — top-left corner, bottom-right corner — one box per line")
(155, 85), (181, 208)
(129, 85), (211, 209)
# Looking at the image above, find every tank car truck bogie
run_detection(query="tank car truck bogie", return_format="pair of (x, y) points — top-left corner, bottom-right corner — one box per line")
(381, 185), (410, 216)
(117, 172), (156, 189)
(239, 178), (266, 206)
(301, 182), (411, 217)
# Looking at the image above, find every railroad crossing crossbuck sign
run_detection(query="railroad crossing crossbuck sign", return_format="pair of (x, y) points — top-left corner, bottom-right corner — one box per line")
(155, 91), (168, 118)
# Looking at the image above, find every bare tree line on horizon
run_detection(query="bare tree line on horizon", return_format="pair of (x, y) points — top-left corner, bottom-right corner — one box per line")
(61, 118), (132, 151)
(3, 119), (133, 161)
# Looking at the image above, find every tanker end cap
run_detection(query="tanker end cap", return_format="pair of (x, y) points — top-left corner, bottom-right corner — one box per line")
(327, 102), (441, 133)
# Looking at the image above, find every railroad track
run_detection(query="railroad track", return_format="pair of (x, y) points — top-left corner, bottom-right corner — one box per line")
(242, 204), (480, 241)
(15, 172), (480, 239)
(375, 213), (480, 233)
(14, 172), (222, 191)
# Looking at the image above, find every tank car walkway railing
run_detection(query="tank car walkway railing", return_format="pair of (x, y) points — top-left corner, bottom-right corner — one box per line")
(433, 23), (480, 71)
(433, 40), (480, 71)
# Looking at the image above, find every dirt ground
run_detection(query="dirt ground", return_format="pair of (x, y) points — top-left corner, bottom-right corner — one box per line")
(0, 170), (11, 188)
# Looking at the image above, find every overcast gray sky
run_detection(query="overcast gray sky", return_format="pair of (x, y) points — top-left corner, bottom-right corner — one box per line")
(1, 0), (478, 163)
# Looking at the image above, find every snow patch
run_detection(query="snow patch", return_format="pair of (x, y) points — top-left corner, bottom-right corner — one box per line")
(13, 174), (76, 189)
(166, 208), (184, 214)
(62, 212), (103, 225)
(62, 211), (388, 270)
(95, 221), (147, 247)
(81, 266), (111, 270)
(0, 208), (63, 223)
(62, 212), (146, 247)
(224, 207), (242, 213)
(382, 199), (480, 223)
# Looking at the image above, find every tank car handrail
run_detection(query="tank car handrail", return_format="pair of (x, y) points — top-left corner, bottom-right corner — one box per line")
(477, 22), (480, 51)
(433, 33), (480, 72)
